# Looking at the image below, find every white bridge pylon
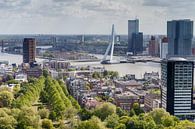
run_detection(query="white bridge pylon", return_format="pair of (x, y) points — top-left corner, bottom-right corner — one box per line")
(102, 24), (115, 62)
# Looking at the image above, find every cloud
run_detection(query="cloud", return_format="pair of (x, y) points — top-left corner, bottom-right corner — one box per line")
(0, 0), (194, 34)
(0, 0), (31, 9)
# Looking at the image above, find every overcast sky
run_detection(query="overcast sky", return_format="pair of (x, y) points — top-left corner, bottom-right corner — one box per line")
(0, 0), (194, 35)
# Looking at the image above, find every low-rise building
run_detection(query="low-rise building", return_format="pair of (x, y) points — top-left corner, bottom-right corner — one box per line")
(115, 80), (142, 91)
(127, 88), (147, 104)
(144, 72), (159, 80)
(115, 91), (139, 111)
(67, 78), (87, 102)
(43, 60), (70, 70)
(144, 93), (161, 111)
(15, 73), (28, 82)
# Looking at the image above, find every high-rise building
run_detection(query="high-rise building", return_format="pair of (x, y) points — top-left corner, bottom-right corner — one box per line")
(148, 36), (159, 57)
(23, 38), (36, 64)
(161, 58), (195, 120)
(168, 19), (193, 57)
(160, 37), (168, 59)
(128, 19), (143, 55)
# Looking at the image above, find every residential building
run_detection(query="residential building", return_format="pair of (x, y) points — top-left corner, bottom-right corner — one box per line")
(115, 80), (142, 91)
(115, 91), (139, 110)
(15, 74), (28, 82)
(23, 38), (36, 64)
(144, 93), (161, 111)
(67, 78), (87, 101)
(43, 60), (70, 70)
(26, 66), (43, 78)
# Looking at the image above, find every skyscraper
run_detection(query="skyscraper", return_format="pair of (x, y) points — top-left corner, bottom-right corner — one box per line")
(168, 19), (193, 57)
(161, 58), (195, 120)
(160, 37), (168, 59)
(128, 19), (143, 55)
(148, 36), (160, 57)
(23, 38), (36, 64)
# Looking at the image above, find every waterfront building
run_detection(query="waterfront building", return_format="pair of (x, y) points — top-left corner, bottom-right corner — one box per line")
(161, 57), (195, 120)
(160, 37), (168, 59)
(23, 38), (36, 64)
(128, 19), (143, 55)
(167, 19), (193, 57)
(144, 71), (159, 80)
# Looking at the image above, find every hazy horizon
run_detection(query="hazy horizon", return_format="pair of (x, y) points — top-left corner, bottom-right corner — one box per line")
(0, 0), (194, 35)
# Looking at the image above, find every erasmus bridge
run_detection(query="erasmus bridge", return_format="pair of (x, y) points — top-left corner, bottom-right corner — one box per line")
(101, 24), (120, 64)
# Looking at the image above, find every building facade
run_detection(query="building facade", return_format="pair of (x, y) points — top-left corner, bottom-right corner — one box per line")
(160, 37), (168, 59)
(128, 19), (143, 55)
(161, 58), (195, 120)
(148, 36), (160, 57)
(23, 38), (36, 64)
(144, 93), (161, 111)
(168, 20), (193, 57)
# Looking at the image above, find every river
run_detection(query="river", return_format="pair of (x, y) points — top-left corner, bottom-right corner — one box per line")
(71, 54), (161, 79)
(0, 50), (161, 79)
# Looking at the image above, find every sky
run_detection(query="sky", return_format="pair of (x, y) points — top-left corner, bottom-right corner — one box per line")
(0, 0), (195, 35)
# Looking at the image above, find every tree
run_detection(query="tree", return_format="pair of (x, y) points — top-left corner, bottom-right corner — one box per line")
(17, 107), (41, 129)
(174, 120), (195, 129)
(116, 107), (128, 117)
(6, 74), (14, 81)
(130, 103), (144, 116)
(0, 91), (14, 107)
(119, 116), (131, 125)
(64, 107), (78, 119)
(13, 85), (20, 96)
(114, 123), (126, 129)
(92, 72), (101, 79)
(38, 108), (49, 119)
(79, 108), (93, 121)
(0, 109), (17, 129)
(7, 80), (19, 85)
(143, 115), (157, 129)
(93, 102), (116, 121)
(161, 115), (178, 127)
(43, 69), (49, 78)
(77, 116), (106, 129)
(148, 108), (170, 125)
(42, 119), (54, 129)
(105, 114), (119, 129)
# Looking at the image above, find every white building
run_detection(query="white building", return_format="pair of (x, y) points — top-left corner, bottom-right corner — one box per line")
(160, 37), (168, 59)
(15, 74), (28, 82)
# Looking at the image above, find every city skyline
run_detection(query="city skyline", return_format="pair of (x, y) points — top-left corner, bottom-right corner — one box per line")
(0, 0), (195, 34)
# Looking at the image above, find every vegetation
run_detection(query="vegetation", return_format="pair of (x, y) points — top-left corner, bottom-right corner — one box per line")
(0, 76), (195, 129)
(92, 70), (119, 79)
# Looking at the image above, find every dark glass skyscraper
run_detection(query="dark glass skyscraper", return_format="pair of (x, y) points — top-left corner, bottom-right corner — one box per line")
(161, 58), (195, 120)
(23, 38), (36, 64)
(128, 19), (143, 55)
(167, 19), (193, 57)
